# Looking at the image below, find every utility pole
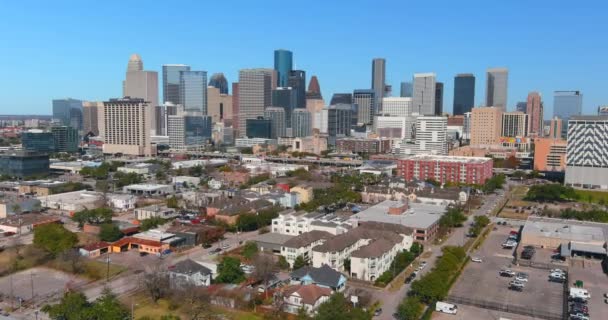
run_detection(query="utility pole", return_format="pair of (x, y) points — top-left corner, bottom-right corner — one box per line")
(9, 273), (14, 309)
(30, 271), (35, 301)
(106, 252), (111, 282)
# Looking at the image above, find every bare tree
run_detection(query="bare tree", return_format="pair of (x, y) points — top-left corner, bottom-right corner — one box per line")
(141, 263), (170, 303)
(171, 283), (213, 320)
(60, 248), (84, 274)
(252, 254), (278, 299)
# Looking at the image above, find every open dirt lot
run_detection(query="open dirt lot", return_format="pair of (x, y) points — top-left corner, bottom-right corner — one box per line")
(0, 267), (87, 301)
(433, 304), (538, 320)
(449, 226), (564, 320)
(568, 259), (608, 320)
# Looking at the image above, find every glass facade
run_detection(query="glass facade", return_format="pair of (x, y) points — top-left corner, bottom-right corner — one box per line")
(274, 49), (293, 87)
(209, 73), (229, 94)
(288, 70), (306, 109)
(184, 115), (212, 145)
(246, 117), (272, 139)
(51, 126), (79, 153)
(52, 98), (83, 130)
(272, 87), (297, 128)
(554, 91), (583, 138)
(21, 132), (55, 153)
(400, 82), (413, 98)
(163, 64), (190, 105)
(180, 71), (207, 114)
(330, 93), (352, 105)
(0, 152), (50, 178)
(453, 74), (475, 115)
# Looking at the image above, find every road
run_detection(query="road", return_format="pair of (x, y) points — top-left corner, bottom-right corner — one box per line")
(376, 189), (509, 320)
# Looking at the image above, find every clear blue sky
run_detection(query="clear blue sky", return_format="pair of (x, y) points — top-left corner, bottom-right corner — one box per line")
(1, 0), (607, 117)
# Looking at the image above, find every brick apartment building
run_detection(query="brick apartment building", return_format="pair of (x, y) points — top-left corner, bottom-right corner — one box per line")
(397, 155), (493, 185)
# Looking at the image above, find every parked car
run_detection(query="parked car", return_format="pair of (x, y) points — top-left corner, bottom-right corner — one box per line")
(569, 313), (589, 320)
(509, 281), (525, 291)
(435, 301), (458, 315)
(405, 273), (416, 284)
(499, 269), (516, 277)
(202, 243), (212, 249)
(471, 257), (483, 263)
(417, 261), (427, 270)
(515, 272), (529, 282)
(373, 308), (382, 317)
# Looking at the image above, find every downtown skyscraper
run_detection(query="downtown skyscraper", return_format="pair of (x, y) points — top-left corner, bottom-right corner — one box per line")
(179, 71), (208, 114)
(371, 58), (386, 112)
(453, 74), (475, 115)
(412, 73), (436, 116)
(163, 64), (190, 104)
(353, 89), (376, 126)
(526, 92), (543, 136)
(274, 49), (293, 87)
(288, 70), (306, 109)
(237, 68), (275, 137)
(485, 67), (508, 111)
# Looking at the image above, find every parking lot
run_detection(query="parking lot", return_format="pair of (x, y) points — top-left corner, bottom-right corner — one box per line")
(449, 226), (564, 320)
(568, 259), (608, 320)
(433, 304), (537, 320)
(0, 267), (87, 302)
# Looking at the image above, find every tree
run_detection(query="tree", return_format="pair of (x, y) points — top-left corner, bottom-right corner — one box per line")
(252, 254), (277, 298)
(410, 242), (423, 256)
(190, 165), (204, 177)
(72, 208), (113, 227)
(277, 256), (290, 270)
(170, 284), (213, 320)
(396, 296), (423, 320)
(42, 291), (93, 319)
(142, 264), (170, 303)
(242, 241), (258, 260)
(314, 293), (370, 320)
(59, 248), (84, 274)
(113, 171), (143, 188)
(91, 288), (130, 319)
(470, 215), (491, 237)
(99, 223), (123, 242)
(139, 216), (166, 230)
(293, 255), (308, 270)
(216, 256), (245, 284)
(439, 207), (467, 229)
(11, 203), (21, 214)
(167, 196), (179, 209)
(34, 224), (78, 257)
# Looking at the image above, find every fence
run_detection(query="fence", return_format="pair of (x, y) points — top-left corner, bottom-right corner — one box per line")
(446, 295), (563, 320)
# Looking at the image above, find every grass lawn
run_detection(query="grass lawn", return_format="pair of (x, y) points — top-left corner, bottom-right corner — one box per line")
(510, 185), (529, 200)
(574, 189), (608, 204)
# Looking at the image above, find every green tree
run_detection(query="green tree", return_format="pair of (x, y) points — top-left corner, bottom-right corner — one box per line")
(410, 242), (423, 256)
(190, 165), (204, 177)
(113, 171), (143, 188)
(439, 207), (467, 228)
(91, 288), (130, 319)
(42, 291), (92, 319)
(139, 216), (166, 230)
(242, 241), (258, 260)
(397, 296), (423, 320)
(99, 223), (123, 242)
(293, 255), (308, 270)
(72, 208), (113, 227)
(167, 196), (179, 209)
(34, 224), (78, 257)
(216, 256), (246, 284)
(314, 293), (370, 320)
(277, 256), (290, 270)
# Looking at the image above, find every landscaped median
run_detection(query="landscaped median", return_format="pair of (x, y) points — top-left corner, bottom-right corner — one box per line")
(395, 246), (468, 320)
(373, 243), (423, 288)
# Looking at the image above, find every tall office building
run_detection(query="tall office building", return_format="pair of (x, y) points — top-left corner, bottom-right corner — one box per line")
(371, 58), (386, 112)
(207, 86), (232, 124)
(162, 64), (190, 104)
(306, 76), (322, 100)
(168, 113), (212, 150)
(565, 116), (608, 189)
(435, 82), (444, 115)
(400, 82), (413, 98)
(274, 49), (293, 87)
(237, 69), (274, 136)
(264, 107), (286, 138)
(245, 117), (272, 139)
(101, 97), (153, 156)
(21, 131), (55, 153)
(179, 71), (207, 114)
(321, 104), (352, 145)
(399, 116), (447, 155)
(353, 89), (376, 126)
(291, 109), (312, 138)
(501, 112), (529, 137)
(51, 126), (79, 153)
(124, 54), (158, 135)
(127, 54), (143, 72)
(330, 93), (352, 105)
(82, 101), (102, 136)
(548, 117), (563, 139)
(526, 92), (543, 136)
(485, 67), (508, 111)
(453, 74), (475, 115)
(470, 107), (503, 146)
(52, 98), (83, 130)
(553, 91), (583, 138)
(288, 70), (306, 109)
(412, 73), (436, 116)
(381, 97), (413, 117)
(208, 73), (229, 94)
(232, 82), (240, 133)
(272, 87), (297, 128)
(516, 101), (527, 113)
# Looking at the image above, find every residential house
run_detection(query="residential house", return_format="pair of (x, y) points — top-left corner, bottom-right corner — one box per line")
(168, 259), (213, 288)
(290, 264), (347, 292)
(282, 284), (332, 315)
(272, 210), (351, 236)
(281, 230), (333, 267)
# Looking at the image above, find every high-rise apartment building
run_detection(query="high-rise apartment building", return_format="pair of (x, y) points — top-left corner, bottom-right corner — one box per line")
(412, 73), (436, 116)
(485, 67), (508, 111)
(208, 73), (229, 95)
(353, 89), (376, 126)
(526, 92), (543, 136)
(162, 64), (190, 104)
(435, 82), (444, 115)
(501, 112), (529, 137)
(400, 82), (413, 98)
(288, 70), (306, 109)
(470, 107), (503, 146)
(274, 49), (293, 87)
(51, 126), (79, 153)
(291, 109), (312, 138)
(453, 74), (475, 115)
(207, 86), (232, 124)
(52, 98), (83, 130)
(371, 58), (386, 112)
(82, 101), (102, 136)
(101, 97), (153, 156)
(264, 107), (286, 138)
(179, 71), (207, 114)
(565, 116), (608, 189)
(237, 69), (274, 136)
(272, 87), (297, 128)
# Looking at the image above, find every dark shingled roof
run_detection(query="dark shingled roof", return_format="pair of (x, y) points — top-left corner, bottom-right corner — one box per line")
(169, 259), (212, 276)
(351, 238), (395, 258)
(290, 265), (344, 289)
(283, 230), (333, 248)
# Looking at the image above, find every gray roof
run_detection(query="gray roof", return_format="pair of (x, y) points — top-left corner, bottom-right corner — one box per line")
(283, 230), (333, 248)
(351, 238), (395, 258)
(313, 224), (406, 253)
(523, 217), (607, 244)
(290, 265), (344, 288)
(253, 232), (294, 245)
(170, 259), (212, 276)
(351, 200), (445, 230)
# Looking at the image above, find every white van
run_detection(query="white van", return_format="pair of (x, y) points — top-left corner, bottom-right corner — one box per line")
(570, 287), (591, 300)
(435, 301), (458, 315)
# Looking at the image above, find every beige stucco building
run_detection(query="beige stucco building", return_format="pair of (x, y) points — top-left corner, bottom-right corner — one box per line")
(207, 86), (233, 124)
(470, 107), (503, 146)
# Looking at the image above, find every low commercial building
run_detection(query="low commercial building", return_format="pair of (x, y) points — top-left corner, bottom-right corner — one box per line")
(111, 229), (184, 255)
(117, 163), (160, 175)
(281, 230), (333, 268)
(38, 190), (103, 213)
(107, 194), (137, 210)
(135, 205), (179, 221)
(172, 159), (228, 169)
(350, 200), (444, 241)
(123, 184), (173, 196)
(357, 160), (397, 176)
(79, 242), (110, 258)
(235, 138), (277, 148)
(50, 161), (101, 174)
(0, 213), (61, 234)
(166, 224), (224, 246)
(335, 137), (392, 154)
(172, 176), (201, 187)
(0, 197), (41, 218)
(19, 180), (72, 196)
(243, 161), (308, 177)
(397, 155), (493, 185)
(0, 151), (49, 178)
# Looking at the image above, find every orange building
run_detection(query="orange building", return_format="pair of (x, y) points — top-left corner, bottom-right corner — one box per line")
(533, 138), (567, 171)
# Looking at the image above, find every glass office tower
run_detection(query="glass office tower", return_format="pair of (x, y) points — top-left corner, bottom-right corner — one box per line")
(163, 64), (190, 105)
(453, 74), (475, 115)
(179, 71), (208, 114)
(274, 49), (293, 87)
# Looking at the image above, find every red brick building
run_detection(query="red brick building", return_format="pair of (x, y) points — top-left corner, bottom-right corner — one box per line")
(397, 155), (493, 185)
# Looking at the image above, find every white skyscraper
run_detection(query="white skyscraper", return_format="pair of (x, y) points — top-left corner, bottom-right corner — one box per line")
(412, 73), (436, 116)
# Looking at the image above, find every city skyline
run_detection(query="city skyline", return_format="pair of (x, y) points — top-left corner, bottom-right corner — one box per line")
(1, 1), (606, 116)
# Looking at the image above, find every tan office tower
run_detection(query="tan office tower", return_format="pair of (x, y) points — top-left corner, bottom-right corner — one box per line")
(548, 117), (563, 139)
(236, 68), (275, 137)
(207, 86), (233, 124)
(82, 101), (103, 136)
(101, 97), (153, 156)
(123, 54), (159, 135)
(470, 107), (503, 146)
(501, 111), (529, 137)
(526, 92), (543, 136)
